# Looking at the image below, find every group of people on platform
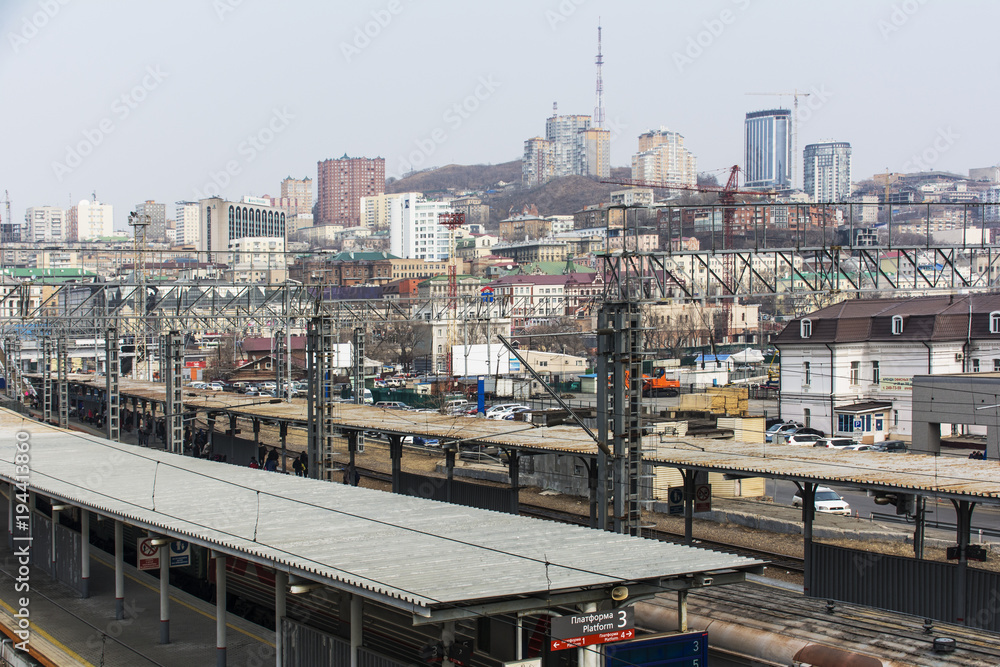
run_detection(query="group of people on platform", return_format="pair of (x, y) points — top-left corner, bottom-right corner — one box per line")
(250, 445), (308, 476)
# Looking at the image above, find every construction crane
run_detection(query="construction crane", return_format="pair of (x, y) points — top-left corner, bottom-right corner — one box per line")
(602, 166), (773, 339)
(746, 90), (811, 189)
(438, 211), (465, 377)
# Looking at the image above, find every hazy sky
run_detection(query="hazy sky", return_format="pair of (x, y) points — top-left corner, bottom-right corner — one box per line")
(1, 0), (997, 230)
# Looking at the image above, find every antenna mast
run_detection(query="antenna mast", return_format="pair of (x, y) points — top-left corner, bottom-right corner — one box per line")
(594, 21), (605, 128)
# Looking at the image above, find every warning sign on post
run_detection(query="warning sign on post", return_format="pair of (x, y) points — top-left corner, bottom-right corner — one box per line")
(137, 537), (160, 571)
(694, 484), (712, 513)
(667, 487), (684, 516)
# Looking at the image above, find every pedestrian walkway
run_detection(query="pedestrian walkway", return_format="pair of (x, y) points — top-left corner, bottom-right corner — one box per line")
(0, 495), (275, 666)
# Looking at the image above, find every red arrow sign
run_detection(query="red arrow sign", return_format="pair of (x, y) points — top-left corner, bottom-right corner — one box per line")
(550, 629), (635, 652)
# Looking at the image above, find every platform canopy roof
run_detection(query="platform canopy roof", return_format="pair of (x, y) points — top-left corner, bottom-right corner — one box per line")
(0, 410), (761, 623)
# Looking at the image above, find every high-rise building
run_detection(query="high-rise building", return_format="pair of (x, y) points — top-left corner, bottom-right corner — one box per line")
(546, 114), (592, 178)
(175, 201), (200, 246)
(582, 128), (611, 179)
(388, 193), (454, 261)
(803, 141), (852, 202)
(316, 155), (384, 226)
(198, 196), (286, 258)
(744, 109), (792, 189)
(984, 185), (1000, 223)
(630, 128), (697, 186)
(134, 200), (167, 242)
(522, 137), (554, 188)
(24, 206), (67, 243)
(68, 199), (113, 241)
(280, 176), (313, 216)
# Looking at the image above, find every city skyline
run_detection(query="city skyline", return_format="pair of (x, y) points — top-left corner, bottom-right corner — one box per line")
(1, 0), (996, 230)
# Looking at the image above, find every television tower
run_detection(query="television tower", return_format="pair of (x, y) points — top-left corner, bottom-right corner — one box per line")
(594, 21), (605, 128)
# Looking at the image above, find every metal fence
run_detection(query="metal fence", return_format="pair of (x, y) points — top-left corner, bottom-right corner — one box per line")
(809, 542), (1000, 632)
(281, 618), (411, 667)
(397, 471), (514, 513)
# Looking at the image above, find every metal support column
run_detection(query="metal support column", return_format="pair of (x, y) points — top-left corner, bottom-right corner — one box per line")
(445, 446), (455, 503)
(2, 338), (11, 399)
(275, 329), (285, 402)
(160, 537), (170, 643)
(275, 570), (287, 667)
(389, 435), (402, 493)
(914, 495), (926, 560)
(215, 551), (227, 666)
(81, 511), (90, 598)
(42, 336), (52, 423)
(352, 326), (365, 453)
(677, 590), (688, 632)
(307, 317), (335, 480)
(682, 469), (696, 544)
(587, 460), (598, 528)
(603, 303), (644, 535)
(952, 499), (975, 625)
(164, 331), (183, 454)
(115, 520), (124, 620)
(596, 311), (611, 531)
(800, 482), (816, 596)
(279, 422), (288, 474)
(57, 336), (68, 429)
(508, 451), (519, 515)
(350, 594), (362, 667)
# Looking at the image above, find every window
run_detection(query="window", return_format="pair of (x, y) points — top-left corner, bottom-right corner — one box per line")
(973, 358), (980, 372)
(838, 414), (852, 432)
(850, 361), (860, 385)
(800, 318), (812, 338)
(803, 408), (811, 428)
(872, 360), (880, 384)
(803, 362), (811, 386)
(995, 359), (1000, 372)
(894, 410), (899, 427)
(991, 311), (1000, 334)
(891, 315), (903, 335)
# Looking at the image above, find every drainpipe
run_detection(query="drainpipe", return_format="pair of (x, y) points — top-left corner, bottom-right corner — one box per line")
(825, 343), (835, 434)
(921, 340), (932, 374)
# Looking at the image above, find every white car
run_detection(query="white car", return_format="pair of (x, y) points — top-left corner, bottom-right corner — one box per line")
(187, 381), (208, 389)
(486, 403), (527, 417)
(812, 437), (856, 449)
(792, 487), (851, 515)
(208, 383), (224, 391)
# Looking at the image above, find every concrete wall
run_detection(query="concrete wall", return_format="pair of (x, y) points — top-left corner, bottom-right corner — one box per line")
(912, 374), (1000, 458)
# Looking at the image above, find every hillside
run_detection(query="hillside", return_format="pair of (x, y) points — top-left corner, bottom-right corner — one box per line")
(484, 171), (630, 222)
(386, 161), (522, 194)
(386, 162), (637, 225)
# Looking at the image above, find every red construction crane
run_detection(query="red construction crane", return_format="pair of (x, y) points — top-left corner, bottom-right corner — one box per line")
(601, 166), (774, 341)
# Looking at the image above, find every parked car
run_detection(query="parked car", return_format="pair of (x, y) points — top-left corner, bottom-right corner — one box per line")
(872, 439), (907, 453)
(208, 382), (224, 391)
(792, 487), (851, 515)
(765, 422), (802, 443)
(785, 433), (821, 446)
(790, 427), (825, 437)
(844, 443), (880, 451)
(375, 401), (411, 410)
(487, 405), (530, 420)
(813, 437), (857, 449)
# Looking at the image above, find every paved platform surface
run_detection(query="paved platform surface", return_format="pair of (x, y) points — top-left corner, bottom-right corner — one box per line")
(0, 493), (275, 666)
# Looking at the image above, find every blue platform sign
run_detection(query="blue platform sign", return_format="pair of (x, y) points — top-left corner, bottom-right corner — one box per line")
(169, 540), (191, 567)
(667, 487), (684, 516)
(605, 631), (708, 667)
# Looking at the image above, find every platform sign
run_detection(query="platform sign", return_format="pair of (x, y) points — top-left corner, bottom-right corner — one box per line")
(667, 487), (684, 515)
(694, 484), (711, 513)
(169, 540), (191, 567)
(551, 609), (634, 652)
(605, 630), (708, 667)
(137, 537), (160, 571)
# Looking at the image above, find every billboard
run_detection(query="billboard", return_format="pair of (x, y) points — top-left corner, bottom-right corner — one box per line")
(450, 344), (511, 376)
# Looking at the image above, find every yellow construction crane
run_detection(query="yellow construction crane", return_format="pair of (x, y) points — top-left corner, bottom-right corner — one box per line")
(746, 90), (812, 190)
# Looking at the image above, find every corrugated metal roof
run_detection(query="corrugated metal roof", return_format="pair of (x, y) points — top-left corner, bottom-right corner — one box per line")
(46, 375), (1000, 501)
(0, 411), (759, 615)
(647, 439), (1000, 501)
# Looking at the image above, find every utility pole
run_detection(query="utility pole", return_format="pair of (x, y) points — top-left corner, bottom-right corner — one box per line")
(128, 211), (151, 380)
